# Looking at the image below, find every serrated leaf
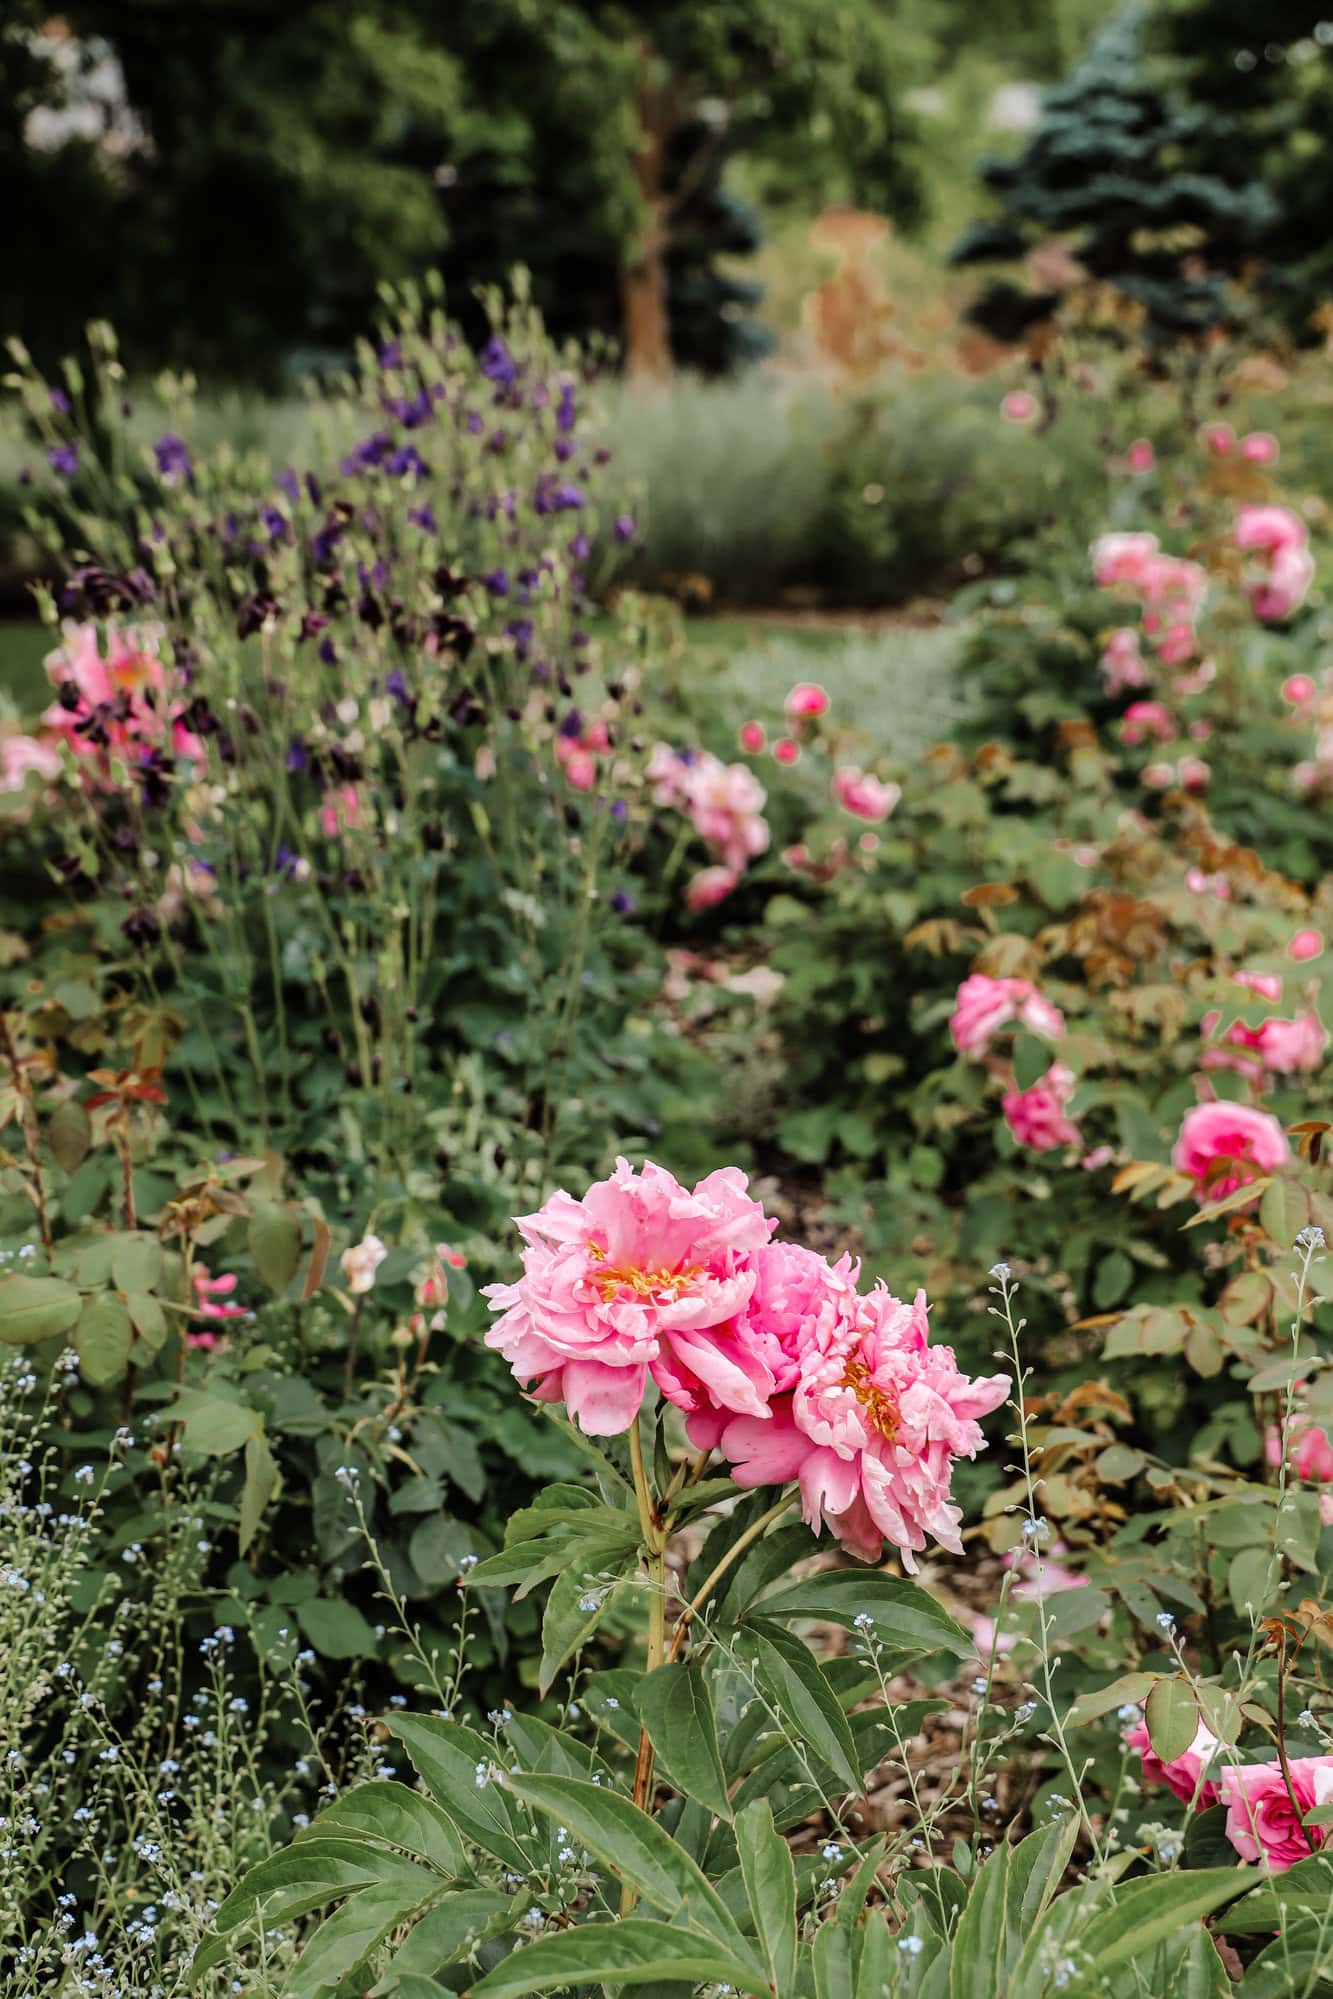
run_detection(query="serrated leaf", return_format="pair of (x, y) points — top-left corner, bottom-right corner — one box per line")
(0, 1272), (82, 1346)
(635, 1663), (732, 1821)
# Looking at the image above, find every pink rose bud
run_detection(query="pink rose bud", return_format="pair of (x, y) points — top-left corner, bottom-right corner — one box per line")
(1290, 929), (1324, 961)
(773, 738), (801, 765)
(739, 720), (765, 753)
(1201, 422), (1234, 455)
(784, 683), (829, 721)
(1240, 430), (1279, 463)
(1000, 390), (1037, 422)
(1126, 438), (1155, 472)
(1283, 675), (1316, 705)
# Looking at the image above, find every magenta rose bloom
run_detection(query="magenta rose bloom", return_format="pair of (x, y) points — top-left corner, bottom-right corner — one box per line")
(1172, 1102), (1290, 1203)
(1122, 1718), (1221, 1806)
(1220, 1758), (1333, 1870)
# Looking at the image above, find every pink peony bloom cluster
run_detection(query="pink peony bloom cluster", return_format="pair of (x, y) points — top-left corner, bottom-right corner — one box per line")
(1171, 1101), (1291, 1203)
(648, 745), (770, 909)
(1235, 505), (1315, 623)
(1122, 1717), (1222, 1807)
(832, 766), (900, 823)
(1003, 1063), (1080, 1152)
(949, 974), (1065, 1059)
(43, 621), (204, 783)
(484, 1159), (1009, 1568)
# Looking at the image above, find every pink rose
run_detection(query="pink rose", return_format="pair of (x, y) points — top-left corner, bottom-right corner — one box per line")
(1283, 675), (1316, 706)
(1100, 628), (1149, 694)
(1178, 757), (1211, 791)
(1220, 1759), (1333, 1871)
(1255, 1012), (1327, 1074)
(1250, 541), (1315, 623)
(1240, 431), (1279, 464)
(1202, 423), (1235, 456)
(773, 737), (800, 765)
(1123, 1718), (1222, 1806)
(1172, 1101), (1291, 1203)
(1236, 504), (1308, 555)
(832, 766), (900, 822)
(949, 974), (1065, 1059)
(685, 865), (739, 911)
(739, 721), (765, 753)
(1001, 390), (1037, 422)
(1290, 929), (1323, 962)
(1126, 438), (1155, 472)
(784, 683), (829, 721)
(1121, 700), (1175, 746)
(1234, 970), (1283, 1003)
(1091, 531), (1160, 590)
(1003, 1063), (1080, 1152)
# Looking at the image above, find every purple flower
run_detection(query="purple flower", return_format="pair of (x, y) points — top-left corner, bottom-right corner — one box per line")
(261, 505), (290, 544)
(610, 890), (635, 914)
(275, 467), (300, 505)
(611, 799), (629, 824)
(385, 670), (410, 706)
(554, 438), (575, 462)
(48, 443), (79, 477)
(275, 844), (303, 878)
(298, 611), (330, 642)
(482, 569), (510, 597)
(569, 534), (591, 561)
(341, 431), (392, 475)
(379, 340), (403, 369)
(386, 443), (428, 478)
(558, 708), (584, 740)
(466, 411), (485, 435)
(556, 381), (576, 434)
(505, 618), (534, 659)
(305, 471), (322, 507)
(154, 434), (193, 484)
(614, 515), (636, 543)
(407, 503), (437, 533)
(18, 466), (31, 487)
(480, 336), (518, 385)
(51, 387), (72, 415)
(318, 637), (337, 666)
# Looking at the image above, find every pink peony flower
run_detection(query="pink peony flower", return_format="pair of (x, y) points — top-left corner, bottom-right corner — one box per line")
(784, 683), (830, 721)
(715, 1280), (1009, 1570)
(1240, 431), (1279, 464)
(1123, 1718), (1222, 1807)
(1220, 1759), (1333, 1871)
(685, 757), (770, 872)
(1126, 438), (1155, 472)
(1290, 929), (1324, 962)
(1172, 1101), (1291, 1202)
(739, 721), (765, 753)
(1001, 390), (1037, 422)
(686, 865), (739, 911)
(949, 974), (1065, 1058)
(483, 1158), (777, 1435)
(1283, 675), (1316, 706)
(1121, 700), (1175, 746)
(1003, 1063), (1080, 1151)
(832, 766), (900, 822)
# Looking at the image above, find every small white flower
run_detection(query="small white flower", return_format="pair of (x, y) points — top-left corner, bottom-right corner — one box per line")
(341, 1234), (387, 1295)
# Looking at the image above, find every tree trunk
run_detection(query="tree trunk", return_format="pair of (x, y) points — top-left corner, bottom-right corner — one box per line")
(621, 47), (676, 382)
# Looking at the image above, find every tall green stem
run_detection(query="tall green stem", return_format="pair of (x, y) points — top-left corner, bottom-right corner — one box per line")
(624, 1420), (667, 1915)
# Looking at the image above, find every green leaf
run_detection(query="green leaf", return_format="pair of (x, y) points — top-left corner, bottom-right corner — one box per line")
(635, 1663), (732, 1821)
(249, 1200), (303, 1294)
(949, 1841), (1010, 1998)
(506, 1773), (757, 1964)
(1092, 1249), (1134, 1310)
(239, 1433), (279, 1555)
(285, 1878), (437, 1999)
(813, 1913), (855, 1999)
(296, 1598), (379, 1660)
(753, 1570), (971, 1658)
(125, 1291), (167, 1349)
(302, 1781), (467, 1878)
(743, 1619), (862, 1795)
(371, 1888), (511, 1987)
(110, 1231), (161, 1293)
(0, 1272), (82, 1346)
(1181, 1805), (1235, 1871)
(1013, 1032), (1051, 1092)
(1217, 1851), (1333, 1934)
(193, 1840), (434, 1977)
(715, 1523), (813, 1623)
(734, 1800), (796, 1999)
(504, 1483), (604, 1543)
(1260, 1177), (1307, 1250)
(46, 1099), (91, 1173)
(1066, 1870), (1247, 1984)
(1066, 1672), (1157, 1728)
(538, 1559), (619, 1695)
(1145, 1679), (1200, 1765)
(1012, 1816), (1080, 1940)
(75, 1291), (132, 1384)
(466, 1918), (767, 1998)
(389, 1716), (532, 1875)
(172, 1386), (259, 1455)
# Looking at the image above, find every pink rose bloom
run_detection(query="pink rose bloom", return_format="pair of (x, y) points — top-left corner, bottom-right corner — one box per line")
(1091, 531), (1160, 590)
(1220, 1759), (1333, 1871)
(1251, 541), (1315, 622)
(1123, 1718), (1221, 1807)
(1234, 970), (1282, 1003)
(784, 682), (829, 721)
(1099, 627), (1149, 694)
(949, 974), (1065, 1058)
(773, 737), (800, 765)
(1156, 622), (1196, 665)
(1255, 1012), (1327, 1074)
(561, 747), (598, 791)
(1290, 929), (1324, 962)
(739, 721), (765, 753)
(1172, 1101), (1291, 1202)
(832, 766), (900, 822)
(1202, 422), (1234, 455)
(685, 865), (739, 911)
(646, 743), (694, 809)
(1126, 438), (1155, 472)
(1236, 504), (1308, 555)
(1001, 390), (1037, 422)
(1003, 1063), (1080, 1152)
(1139, 555), (1209, 622)
(1240, 431), (1279, 464)
(0, 733), (62, 792)
(1142, 761), (1175, 789)
(1178, 756), (1211, 791)
(1267, 1417), (1333, 1485)
(483, 1157), (777, 1435)
(716, 1281), (1009, 1570)
(1121, 700), (1175, 746)
(1283, 675), (1316, 705)
(685, 757), (770, 872)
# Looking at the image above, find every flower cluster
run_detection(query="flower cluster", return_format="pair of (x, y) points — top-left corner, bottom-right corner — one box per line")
(1235, 504), (1315, 624)
(1199, 969), (1327, 1084)
(40, 621), (204, 793)
(950, 974), (1079, 1155)
(483, 1158), (1009, 1568)
(647, 745), (770, 909)
(1124, 1720), (1333, 1872)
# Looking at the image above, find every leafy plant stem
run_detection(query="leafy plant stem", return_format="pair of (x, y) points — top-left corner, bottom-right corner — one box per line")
(666, 1491), (797, 1663)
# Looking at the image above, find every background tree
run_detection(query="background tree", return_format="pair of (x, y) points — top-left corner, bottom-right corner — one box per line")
(949, 3), (1276, 349)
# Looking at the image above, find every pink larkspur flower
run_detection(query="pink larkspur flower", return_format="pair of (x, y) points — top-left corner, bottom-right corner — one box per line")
(1123, 1718), (1221, 1807)
(1172, 1101), (1290, 1202)
(482, 1158), (776, 1435)
(1220, 1759), (1333, 1870)
(1003, 1063), (1080, 1151)
(950, 974), (1065, 1059)
(714, 1281), (1009, 1570)
(832, 766), (900, 822)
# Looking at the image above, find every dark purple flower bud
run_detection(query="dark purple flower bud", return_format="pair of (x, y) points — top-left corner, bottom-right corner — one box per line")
(275, 467), (300, 505)
(553, 482), (584, 510)
(479, 335), (518, 385)
(610, 890), (635, 914)
(50, 387), (71, 415)
(122, 906), (161, 947)
(569, 534), (591, 561)
(594, 448), (612, 465)
(386, 443), (428, 477)
(154, 433), (193, 484)
(385, 670), (410, 706)
(573, 630), (590, 647)
(275, 844), (302, 877)
(554, 438), (575, 462)
(341, 431), (393, 475)
(17, 466), (31, 487)
(286, 738), (309, 774)
(261, 505), (290, 544)
(466, 411), (484, 435)
(556, 381), (576, 434)
(611, 799), (629, 823)
(558, 708), (584, 740)
(48, 443), (79, 477)
(614, 515), (636, 543)
(482, 569), (509, 597)
(407, 503), (437, 533)
(505, 618), (534, 659)
(298, 611), (330, 642)
(318, 637), (338, 666)
(305, 471), (322, 507)
(236, 592), (278, 639)
(379, 340), (403, 369)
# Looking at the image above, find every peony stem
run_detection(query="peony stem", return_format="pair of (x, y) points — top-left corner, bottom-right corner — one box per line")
(666, 1491), (797, 1664)
(624, 1417), (668, 1914)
